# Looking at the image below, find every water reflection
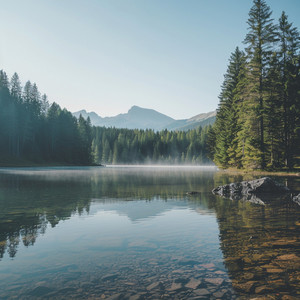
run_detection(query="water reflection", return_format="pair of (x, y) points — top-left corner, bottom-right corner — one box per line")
(0, 166), (215, 260)
(0, 166), (299, 299)
(0, 175), (92, 260)
(213, 172), (300, 298)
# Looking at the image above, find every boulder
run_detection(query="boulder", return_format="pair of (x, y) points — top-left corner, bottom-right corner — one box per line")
(292, 193), (300, 205)
(212, 177), (289, 204)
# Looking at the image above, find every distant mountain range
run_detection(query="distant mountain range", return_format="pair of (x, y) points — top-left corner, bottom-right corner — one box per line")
(73, 105), (216, 131)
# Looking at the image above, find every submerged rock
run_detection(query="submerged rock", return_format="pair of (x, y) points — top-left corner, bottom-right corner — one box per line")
(185, 278), (201, 289)
(146, 281), (164, 291)
(212, 177), (289, 204)
(194, 288), (210, 296)
(167, 282), (182, 291)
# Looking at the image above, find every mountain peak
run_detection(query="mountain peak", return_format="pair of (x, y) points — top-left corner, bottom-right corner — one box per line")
(129, 105), (140, 111)
(128, 105), (156, 114)
(73, 106), (216, 131)
(77, 109), (87, 114)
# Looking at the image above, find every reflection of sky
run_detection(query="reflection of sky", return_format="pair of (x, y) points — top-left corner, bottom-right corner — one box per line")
(89, 198), (215, 222)
(0, 200), (220, 283)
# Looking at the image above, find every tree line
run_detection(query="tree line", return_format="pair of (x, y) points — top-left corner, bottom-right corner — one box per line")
(0, 70), (212, 165)
(91, 126), (211, 164)
(209, 0), (300, 170)
(0, 70), (93, 165)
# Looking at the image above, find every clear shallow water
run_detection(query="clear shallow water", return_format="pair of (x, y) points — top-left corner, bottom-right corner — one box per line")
(0, 166), (299, 299)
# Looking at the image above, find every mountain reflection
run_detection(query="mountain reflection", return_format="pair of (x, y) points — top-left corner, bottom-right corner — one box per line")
(0, 166), (215, 259)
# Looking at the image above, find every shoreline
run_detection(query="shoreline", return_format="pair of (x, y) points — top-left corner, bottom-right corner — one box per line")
(217, 168), (300, 177)
(0, 162), (103, 168)
(0, 162), (299, 176)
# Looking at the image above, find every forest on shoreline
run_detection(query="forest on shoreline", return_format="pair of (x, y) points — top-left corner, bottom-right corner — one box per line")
(208, 0), (300, 171)
(0, 70), (211, 166)
(91, 126), (210, 165)
(0, 70), (93, 166)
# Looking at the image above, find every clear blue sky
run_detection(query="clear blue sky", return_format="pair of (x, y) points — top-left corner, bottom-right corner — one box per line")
(1, 0), (299, 119)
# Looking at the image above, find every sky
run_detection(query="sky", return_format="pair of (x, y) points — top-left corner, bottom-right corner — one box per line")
(1, 1), (300, 119)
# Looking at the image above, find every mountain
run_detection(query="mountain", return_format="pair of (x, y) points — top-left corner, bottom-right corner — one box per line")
(73, 106), (216, 131)
(89, 198), (214, 223)
(72, 110), (102, 125)
(165, 111), (216, 131)
(73, 106), (175, 131)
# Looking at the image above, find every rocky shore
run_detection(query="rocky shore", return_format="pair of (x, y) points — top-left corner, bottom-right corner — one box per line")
(212, 177), (292, 204)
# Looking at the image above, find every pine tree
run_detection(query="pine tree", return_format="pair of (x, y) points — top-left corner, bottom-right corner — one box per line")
(213, 47), (246, 168)
(41, 94), (50, 115)
(264, 53), (283, 167)
(10, 73), (22, 101)
(0, 71), (11, 156)
(243, 0), (277, 168)
(77, 115), (92, 164)
(23, 81), (32, 105)
(277, 11), (300, 168)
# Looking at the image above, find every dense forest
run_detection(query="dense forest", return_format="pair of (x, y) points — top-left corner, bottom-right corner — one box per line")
(209, 0), (300, 170)
(0, 70), (211, 166)
(0, 70), (93, 165)
(91, 126), (211, 164)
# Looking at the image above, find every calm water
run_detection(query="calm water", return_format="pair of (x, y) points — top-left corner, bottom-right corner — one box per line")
(0, 166), (299, 299)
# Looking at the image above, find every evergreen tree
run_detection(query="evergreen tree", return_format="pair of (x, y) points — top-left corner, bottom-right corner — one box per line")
(211, 1), (300, 171)
(41, 94), (50, 115)
(243, 0), (277, 168)
(277, 11), (300, 168)
(23, 81), (32, 105)
(213, 47), (246, 168)
(264, 53), (283, 167)
(77, 115), (92, 164)
(10, 73), (22, 101)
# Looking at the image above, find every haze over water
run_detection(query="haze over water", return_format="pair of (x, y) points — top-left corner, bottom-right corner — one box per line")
(0, 166), (299, 299)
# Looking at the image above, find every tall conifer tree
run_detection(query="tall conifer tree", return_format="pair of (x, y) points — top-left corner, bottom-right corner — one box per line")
(243, 0), (277, 168)
(213, 47), (245, 168)
(277, 11), (300, 168)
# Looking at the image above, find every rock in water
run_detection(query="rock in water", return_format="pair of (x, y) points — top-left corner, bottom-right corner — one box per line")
(292, 193), (300, 205)
(212, 177), (289, 204)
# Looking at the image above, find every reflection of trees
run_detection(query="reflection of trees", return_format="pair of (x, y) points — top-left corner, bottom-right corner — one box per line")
(0, 174), (92, 260)
(0, 167), (216, 259)
(213, 187), (300, 297)
(90, 168), (215, 200)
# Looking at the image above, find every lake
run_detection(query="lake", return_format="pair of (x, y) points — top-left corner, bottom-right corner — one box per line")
(0, 166), (299, 299)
